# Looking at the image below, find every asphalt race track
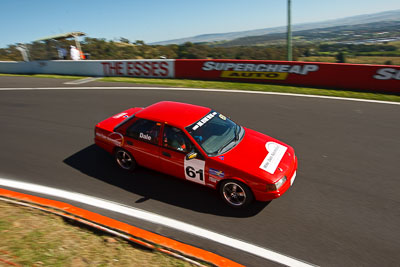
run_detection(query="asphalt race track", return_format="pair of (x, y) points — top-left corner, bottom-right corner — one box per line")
(0, 76), (399, 266)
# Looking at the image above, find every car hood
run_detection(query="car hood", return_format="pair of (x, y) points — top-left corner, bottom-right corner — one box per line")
(96, 107), (143, 132)
(216, 128), (295, 183)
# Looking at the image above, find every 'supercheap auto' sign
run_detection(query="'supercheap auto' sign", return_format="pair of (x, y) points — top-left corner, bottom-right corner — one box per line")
(173, 59), (400, 93)
(202, 61), (319, 80)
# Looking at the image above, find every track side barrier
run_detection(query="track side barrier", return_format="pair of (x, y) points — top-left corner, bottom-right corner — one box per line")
(0, 60), (175, 78)
(0, 188), (243, 267)
(0, 59), (399, 93)
(175, 59), (400, 93)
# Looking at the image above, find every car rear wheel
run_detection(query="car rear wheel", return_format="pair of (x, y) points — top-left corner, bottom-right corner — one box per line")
(219, 180), (254, 208)
(115, 148), (137, 171)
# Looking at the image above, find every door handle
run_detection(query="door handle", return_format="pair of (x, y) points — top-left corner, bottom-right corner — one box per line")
(127, 141), (133, 145)
(162, 151), (171, 157)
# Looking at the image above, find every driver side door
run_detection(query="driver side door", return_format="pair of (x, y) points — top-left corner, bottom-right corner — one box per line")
(160, 125), (206, 185)
(123, 118), (162, 171)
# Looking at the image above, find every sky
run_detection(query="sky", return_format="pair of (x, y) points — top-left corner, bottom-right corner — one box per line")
(1, 0), (399, 48)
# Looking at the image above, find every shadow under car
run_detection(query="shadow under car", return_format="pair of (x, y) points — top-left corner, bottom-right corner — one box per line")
(63, 144), (270, 217)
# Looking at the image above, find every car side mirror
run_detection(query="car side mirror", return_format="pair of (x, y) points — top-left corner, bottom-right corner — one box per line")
(186, 151), (197, 160)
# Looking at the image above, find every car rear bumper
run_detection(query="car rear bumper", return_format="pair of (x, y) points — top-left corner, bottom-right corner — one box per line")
(94, 137), (114, 154)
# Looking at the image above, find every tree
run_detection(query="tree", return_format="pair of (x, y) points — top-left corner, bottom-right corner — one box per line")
(119, 37), (130, 44)
(135, 40), (145, 46)
(336, 52), (346, 63)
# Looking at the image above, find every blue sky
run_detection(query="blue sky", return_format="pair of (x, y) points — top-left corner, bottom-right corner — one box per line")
(1, 0), (399, 48)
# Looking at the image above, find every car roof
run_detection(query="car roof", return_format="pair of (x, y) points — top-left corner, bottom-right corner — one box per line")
(135, 101), (211, 128)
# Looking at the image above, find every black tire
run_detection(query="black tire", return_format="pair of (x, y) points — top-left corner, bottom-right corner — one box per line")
(219, 179), (254, 208)
(114, 148), (137, 171)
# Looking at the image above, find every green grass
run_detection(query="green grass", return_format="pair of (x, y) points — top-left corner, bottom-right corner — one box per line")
(99, 77), (400, 103)
(0, 73), (86, 79)
(1, 73), (399, 103)
(0, 201), (200, 267)
(299, 56), (400, 65)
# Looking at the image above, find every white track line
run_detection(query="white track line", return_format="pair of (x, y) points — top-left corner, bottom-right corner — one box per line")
(0, 177), (316, 267)
(63, 77), (101, 84)
(0, 86), (399, 106)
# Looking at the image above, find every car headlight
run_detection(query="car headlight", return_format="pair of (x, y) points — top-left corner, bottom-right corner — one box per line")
(275, 176), (287, 189)
(266, 176), (287, 191)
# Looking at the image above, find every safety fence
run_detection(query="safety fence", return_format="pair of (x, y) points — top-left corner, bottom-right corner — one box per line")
(1, 59), (399, 93)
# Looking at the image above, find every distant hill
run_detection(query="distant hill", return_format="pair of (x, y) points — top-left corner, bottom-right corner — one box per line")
(151, 9), (400, 45)
(218, 20), (400, 46)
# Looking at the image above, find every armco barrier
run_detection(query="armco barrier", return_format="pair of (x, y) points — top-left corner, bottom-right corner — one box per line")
(0, 60), (175, 78)
(0, 59), (399, 93)
(174, 59), (400, 93)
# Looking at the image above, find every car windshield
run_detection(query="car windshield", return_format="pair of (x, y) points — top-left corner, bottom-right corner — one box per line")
(185, 111), (243, 156)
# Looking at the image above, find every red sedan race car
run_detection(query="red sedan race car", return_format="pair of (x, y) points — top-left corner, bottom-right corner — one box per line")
(95, 101), (297, 208)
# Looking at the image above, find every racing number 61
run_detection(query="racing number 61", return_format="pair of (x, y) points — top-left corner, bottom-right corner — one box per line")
(185, 166), (204, 181)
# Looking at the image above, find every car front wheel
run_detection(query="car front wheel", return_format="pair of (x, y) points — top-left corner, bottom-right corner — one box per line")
(114, 148), (137, 171)
(219, 180), (254, 208)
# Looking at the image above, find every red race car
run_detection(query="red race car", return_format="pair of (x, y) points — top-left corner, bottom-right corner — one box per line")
(95, 101), (297, 208)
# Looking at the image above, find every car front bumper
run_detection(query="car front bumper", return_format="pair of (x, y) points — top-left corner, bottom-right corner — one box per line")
(253, 156), (298, 202)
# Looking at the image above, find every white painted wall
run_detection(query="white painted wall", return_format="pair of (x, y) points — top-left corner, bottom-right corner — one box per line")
(0, 61), (35, 74)
(0, 60), (175, 78)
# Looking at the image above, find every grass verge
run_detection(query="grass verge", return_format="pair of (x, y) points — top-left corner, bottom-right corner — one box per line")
(0, 73), (86, 80)
(1, 73), (400, 103)
(298, 56), (400, 65)
(100, 77), (400, 103)
(0, 200), (199, 267)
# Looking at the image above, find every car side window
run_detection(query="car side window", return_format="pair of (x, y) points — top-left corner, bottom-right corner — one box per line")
(163, 125), (193, 153)
(126, 119), (160, 145)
